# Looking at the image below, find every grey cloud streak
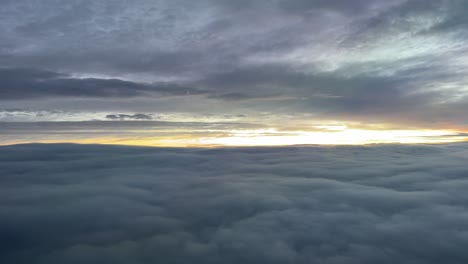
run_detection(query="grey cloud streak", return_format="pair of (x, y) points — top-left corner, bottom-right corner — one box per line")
(2, 143), (468, 263)
(0, 120), (262, 134)
(0, 68), (208, 100)
(105, 114), (153, 120)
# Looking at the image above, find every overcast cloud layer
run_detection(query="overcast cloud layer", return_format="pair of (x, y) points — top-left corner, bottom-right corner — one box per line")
(2, 0), (468, 139)
(2, 143), (468, 263)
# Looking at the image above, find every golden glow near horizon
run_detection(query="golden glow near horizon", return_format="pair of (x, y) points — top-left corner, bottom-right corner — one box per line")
(3, 127), (466, 147)
(196, 128), (465, 146)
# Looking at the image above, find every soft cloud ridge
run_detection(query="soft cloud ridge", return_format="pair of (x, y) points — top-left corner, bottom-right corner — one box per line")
(1, 143), (468, 263)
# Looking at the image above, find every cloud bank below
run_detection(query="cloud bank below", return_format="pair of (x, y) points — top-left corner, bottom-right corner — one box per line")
(2, 143), (468, 263)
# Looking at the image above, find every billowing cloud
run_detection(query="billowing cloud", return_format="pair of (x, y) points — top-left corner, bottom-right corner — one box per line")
(1, 143), (468, 263)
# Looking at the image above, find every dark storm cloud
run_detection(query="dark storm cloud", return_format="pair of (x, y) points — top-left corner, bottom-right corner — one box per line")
(362, 0), (468, 35)
(0, 0), (412, 78)
(0, 68), (208, 100)
(2, 143), (468, 263)
(0, 0), (369, 75)
(1, 0), (468, 126)
(0, 0), (406, 74)
(276, 0), (380, 14)
(198, 65), (440, 118)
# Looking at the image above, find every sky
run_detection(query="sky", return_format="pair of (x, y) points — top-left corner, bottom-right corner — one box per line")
(2, 143), (468, 263)
(2, 0), (468, 146)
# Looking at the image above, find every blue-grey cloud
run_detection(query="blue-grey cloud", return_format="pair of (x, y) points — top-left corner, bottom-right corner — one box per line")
(1, 143), (468, 263)
(0, 68), (208, 100)
(105, 114), (153, 120)
(2, 0), (468, 129)
(0, 120), (262, 134)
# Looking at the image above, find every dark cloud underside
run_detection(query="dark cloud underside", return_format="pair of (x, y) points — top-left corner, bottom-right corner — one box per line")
(0, 68), (207, 99)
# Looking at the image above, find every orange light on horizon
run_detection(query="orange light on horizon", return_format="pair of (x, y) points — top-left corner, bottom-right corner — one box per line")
(2, 127), (465, 147)
(196, 128), (466, 146)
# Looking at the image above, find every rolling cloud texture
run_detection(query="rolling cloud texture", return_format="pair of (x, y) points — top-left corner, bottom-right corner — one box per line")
(2, 143), (468, 263)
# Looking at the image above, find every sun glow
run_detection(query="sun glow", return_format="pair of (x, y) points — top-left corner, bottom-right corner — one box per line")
(2, 127), (466, 147)
(196, 128), (465, 146)
(78, 128), (468, 147)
